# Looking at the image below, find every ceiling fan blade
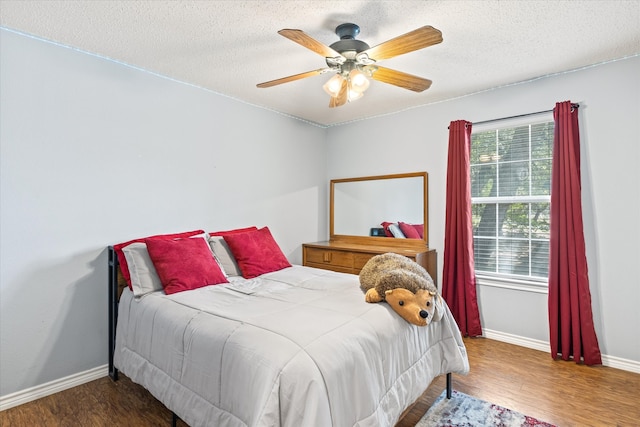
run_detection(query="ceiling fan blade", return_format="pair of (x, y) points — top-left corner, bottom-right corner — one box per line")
(329, 78), (349, 108)
(369, 66), (433, 92)
(362, 26), (442, 61)
(278, 29), (343, 58)
(257, 68), (329, 88)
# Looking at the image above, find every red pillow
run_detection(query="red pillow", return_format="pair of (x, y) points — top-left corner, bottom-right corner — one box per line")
(222, 227), (291, 279)
(114, 230), (205, 289)
(412, 223), (424, 239)
(145, 237), (228, 295)
(209, 226), (258, 236)
(399, 222), (421, 239)
(380, 221), (394, 237)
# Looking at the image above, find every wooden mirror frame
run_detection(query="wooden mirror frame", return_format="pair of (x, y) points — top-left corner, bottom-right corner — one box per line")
(330, 171), (429, 250)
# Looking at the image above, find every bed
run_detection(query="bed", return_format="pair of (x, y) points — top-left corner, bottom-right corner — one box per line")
(108, 228), (469, 427)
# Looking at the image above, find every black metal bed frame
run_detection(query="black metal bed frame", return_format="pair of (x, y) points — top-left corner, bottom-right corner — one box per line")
(107, 246), (119, 382)
(109, 246), (181, 425)
(107, 245), (452, 425)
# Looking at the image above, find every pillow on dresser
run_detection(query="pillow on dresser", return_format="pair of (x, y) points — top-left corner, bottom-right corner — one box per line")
(387, 223), (407, 238)
(399, 222), (422, 239)
(380, 221), (395, 237)
(412, 223), (424, 239)
(222, 227), (291, 279)
(145, 237), (228, 295)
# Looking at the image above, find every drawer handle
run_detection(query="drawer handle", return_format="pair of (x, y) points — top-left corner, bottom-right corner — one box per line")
(323, 252), (331, 263)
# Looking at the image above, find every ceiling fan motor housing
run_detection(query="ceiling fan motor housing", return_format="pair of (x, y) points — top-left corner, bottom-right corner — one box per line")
(328, 23), (371, 70)
(336, 23), (360, 39)
(330, 23), (370, 55)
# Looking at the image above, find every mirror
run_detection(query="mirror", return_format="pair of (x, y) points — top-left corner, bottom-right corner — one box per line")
(330, 172), (428, 248)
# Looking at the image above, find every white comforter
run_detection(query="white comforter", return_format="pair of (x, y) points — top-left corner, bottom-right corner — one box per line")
(114, 265), (469, 427)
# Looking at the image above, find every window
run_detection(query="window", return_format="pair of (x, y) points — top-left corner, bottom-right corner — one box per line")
(471, 117), (554, 284)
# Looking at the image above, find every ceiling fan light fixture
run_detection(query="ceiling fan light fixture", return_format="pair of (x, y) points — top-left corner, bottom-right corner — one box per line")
(349, 69), (370, 93)
(324, 68), (370, 103)
(323, 74), (345, 97)
(347, 89), (364, 102)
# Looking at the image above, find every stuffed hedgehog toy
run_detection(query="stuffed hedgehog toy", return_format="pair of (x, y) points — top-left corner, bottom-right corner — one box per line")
(359, 252), (444, 326)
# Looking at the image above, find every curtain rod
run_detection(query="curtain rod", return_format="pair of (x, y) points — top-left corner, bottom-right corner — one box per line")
(450, 103), (580, 128)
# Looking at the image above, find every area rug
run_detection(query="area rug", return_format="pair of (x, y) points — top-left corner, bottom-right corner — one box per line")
(416, 390), (556, 427)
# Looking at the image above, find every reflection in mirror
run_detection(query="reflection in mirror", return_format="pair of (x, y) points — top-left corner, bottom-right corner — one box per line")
(330, 172), (428, 245)
(334, 178), (423, 236)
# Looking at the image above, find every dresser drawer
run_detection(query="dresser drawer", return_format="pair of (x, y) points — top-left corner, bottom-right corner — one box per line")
(303, 242), (437, 282)
(304, 247), (354, 269)
(353, 253), (418, 273)
(353, 253), (376, 272)
(305, 262), (354, 274)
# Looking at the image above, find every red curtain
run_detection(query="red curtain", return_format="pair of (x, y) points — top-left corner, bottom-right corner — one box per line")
(548, 101), (602, 365)
(442, 120), (482, 337)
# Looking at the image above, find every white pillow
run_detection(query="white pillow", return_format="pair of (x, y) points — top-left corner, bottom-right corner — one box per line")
(122, 242), (163, 297)
(388, 223), (407, 238)
(208, 235), (242, 276)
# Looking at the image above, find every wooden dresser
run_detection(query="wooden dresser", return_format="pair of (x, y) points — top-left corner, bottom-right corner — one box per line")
(302, 240), (438, 284)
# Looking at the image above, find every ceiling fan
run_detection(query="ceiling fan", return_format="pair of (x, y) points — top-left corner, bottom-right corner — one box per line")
(256, 23), (443, 108)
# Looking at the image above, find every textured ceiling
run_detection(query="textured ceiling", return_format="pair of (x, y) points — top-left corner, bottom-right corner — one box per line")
(1, 0), (639, 127)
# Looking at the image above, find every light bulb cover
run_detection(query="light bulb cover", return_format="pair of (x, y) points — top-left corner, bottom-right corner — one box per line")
(347, 89), (363, 102)
(323, 74), (345, 97)
(349, 69), (370, 93)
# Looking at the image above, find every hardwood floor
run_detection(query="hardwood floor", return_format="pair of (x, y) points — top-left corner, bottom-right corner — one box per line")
(1, 337), (639, 426)
(398, 338), (640, 427)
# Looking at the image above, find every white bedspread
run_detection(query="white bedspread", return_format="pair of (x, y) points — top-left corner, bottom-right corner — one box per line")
(114, 265), (469, 427)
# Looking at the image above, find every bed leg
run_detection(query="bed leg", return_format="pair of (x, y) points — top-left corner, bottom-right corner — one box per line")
(108, 246), (119, 382)
(172, 412), (178, 427)
(446, 373), (452, 399)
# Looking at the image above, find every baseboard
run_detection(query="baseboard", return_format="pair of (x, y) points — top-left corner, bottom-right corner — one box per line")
(482, 329), (550, 353)
(0, 364), (108, 411)
(600, 354), (640, 374)
(482, 329), (640, 374)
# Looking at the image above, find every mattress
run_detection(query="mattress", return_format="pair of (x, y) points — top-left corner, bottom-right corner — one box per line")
(114, 265), (469, 427)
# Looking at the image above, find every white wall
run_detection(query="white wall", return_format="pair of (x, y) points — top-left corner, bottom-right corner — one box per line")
(0, 29), (327, 396)
(326, 56), (640, 366)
